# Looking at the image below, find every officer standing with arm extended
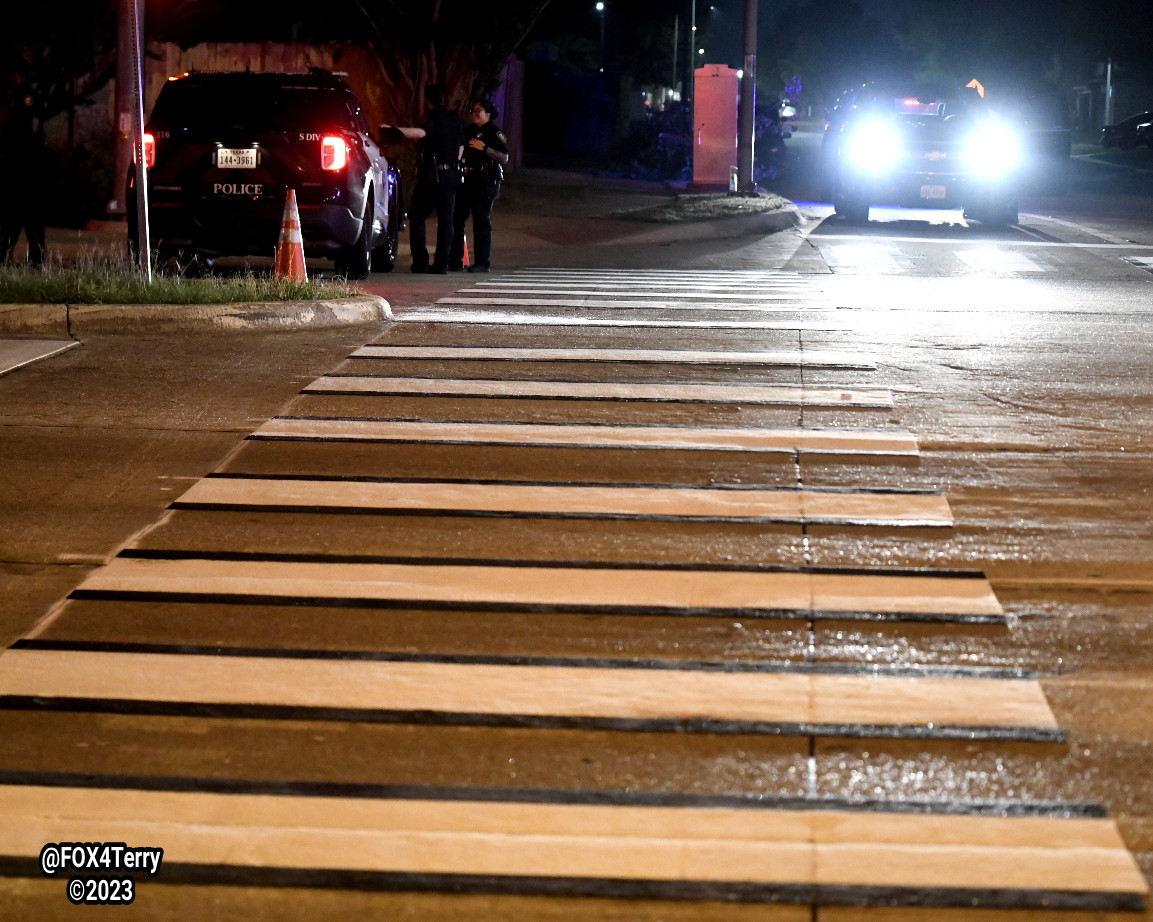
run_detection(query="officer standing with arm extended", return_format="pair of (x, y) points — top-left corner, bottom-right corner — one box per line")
(450, 99), (508, 273)
(0, 75), (47, 268)
(392, 84), (463, 274)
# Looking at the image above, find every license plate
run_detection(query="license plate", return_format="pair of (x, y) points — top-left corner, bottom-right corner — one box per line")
(920, 184), (947, 200)
(216, 148), (258, 169)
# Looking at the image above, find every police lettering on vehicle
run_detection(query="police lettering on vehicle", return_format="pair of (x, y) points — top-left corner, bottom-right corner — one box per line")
(299, 133), (322, 141)
(213, 182), (264, 195)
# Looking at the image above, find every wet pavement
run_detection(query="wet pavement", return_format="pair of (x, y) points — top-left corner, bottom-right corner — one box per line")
(0, 137), (1152, 917)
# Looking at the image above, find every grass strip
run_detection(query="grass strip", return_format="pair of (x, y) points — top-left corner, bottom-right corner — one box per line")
(0, 264), (357, 305)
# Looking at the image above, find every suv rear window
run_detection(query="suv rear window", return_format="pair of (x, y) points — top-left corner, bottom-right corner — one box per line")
(150, 83), (362, 132)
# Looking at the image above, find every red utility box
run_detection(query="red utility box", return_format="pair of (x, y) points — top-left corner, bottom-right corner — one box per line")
(693, 64), (739, 188)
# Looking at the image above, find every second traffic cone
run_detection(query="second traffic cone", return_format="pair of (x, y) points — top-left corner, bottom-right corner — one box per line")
(274, 188), (307, 282)
(462, 235), (470, 269)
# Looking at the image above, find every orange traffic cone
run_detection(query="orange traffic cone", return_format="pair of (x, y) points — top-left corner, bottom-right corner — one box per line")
(462, 235), (471, 269)
(274, 188), (307, 281)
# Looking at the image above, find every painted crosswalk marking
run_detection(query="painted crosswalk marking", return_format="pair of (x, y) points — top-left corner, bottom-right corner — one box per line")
(822, 244), (909, 271)
(2, 784), (1143, 907)
(0, 648), (1057, 738)
(471, 283), (822, 295)
(955, 247), (1049, 273)
(72, 556), (1002, 620)
(500, 268), (814, 279)
(436, 296), (827, 312)
(7, 264), (1143, 913)
(1122, 255), (1153, 274)
(394, 310), (842, 330)
(352, 344), (876, 368)
(251, 417), (918, 455)
(305, 375), (893, 407)
(173, 477), (953, 526)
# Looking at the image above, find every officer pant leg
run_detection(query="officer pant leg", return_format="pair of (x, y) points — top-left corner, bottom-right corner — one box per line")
(449, 184), (472, 268)
(432, 174), (457, 269)
(408, 181), (435, 269)
(471, 183), (497, 269)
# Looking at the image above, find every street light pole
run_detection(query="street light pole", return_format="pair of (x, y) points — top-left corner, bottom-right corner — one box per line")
(595, 2), (606, 72)
(126, 0), (151, 281)
(736, 0), (757, 194)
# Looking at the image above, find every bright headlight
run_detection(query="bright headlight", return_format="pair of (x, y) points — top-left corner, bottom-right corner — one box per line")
(846, 120), (901, 172)
(965, 123), (1020, 175)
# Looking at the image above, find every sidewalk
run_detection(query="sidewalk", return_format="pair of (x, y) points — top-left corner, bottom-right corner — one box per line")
(13, 170), (801, 271)
(0, 170), (802, 338)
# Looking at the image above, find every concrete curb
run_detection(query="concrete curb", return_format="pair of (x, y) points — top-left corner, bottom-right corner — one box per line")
(0, 295), (391, 336)
(596, 205), (805, 246)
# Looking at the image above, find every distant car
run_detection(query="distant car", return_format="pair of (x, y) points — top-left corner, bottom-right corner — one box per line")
(821, 82), (1022, 225)
(1101, 111), (1153, 149)
(128, 69), (402, 278)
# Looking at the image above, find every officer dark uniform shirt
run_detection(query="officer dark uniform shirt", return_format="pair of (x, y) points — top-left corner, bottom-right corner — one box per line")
(451, 113), (508, 272)
(408, 99), (463, 273)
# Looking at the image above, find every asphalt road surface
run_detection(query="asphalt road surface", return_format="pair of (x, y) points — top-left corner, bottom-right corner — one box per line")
(1, 131), (1152, 919)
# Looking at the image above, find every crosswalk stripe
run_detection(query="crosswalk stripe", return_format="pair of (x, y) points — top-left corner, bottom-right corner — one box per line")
(821, 244), (909, 271)
(0, 649), (1056, 738)
(3, 784), (1143, 906)
(394, 311), (843, 330)
(250, 418), (918, 455)
(503, 269), (812, 280)
(1122, 255), (1153, 273)
(955, 248), (1049, 272)
(172, 477), (952, 526)
(71, 556), (1002, 619)
(304, 376), (894, 407)
(436, 297), (828, 312)
(352, 344), (875, 368)
(472, 284), (823, 295)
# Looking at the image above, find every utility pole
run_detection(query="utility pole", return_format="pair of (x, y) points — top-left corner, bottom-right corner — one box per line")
(1104, 57), (1115, 128)
(110, 0), (133, 216)
(125, 0), (151, 281)
(736, 0), (757, 193)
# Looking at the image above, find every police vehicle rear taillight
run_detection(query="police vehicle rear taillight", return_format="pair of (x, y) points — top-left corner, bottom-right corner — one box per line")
(321, 136), (348, 171)
(142, 133), (156, 168)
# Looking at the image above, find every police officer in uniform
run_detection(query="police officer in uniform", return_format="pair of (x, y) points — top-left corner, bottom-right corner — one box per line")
(450, 99), (508, 273)
(393, 84), (463, 274)
(0, 77), (47, 268)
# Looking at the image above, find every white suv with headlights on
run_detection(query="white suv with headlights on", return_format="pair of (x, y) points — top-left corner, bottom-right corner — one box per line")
(821, 82), (1021, 225)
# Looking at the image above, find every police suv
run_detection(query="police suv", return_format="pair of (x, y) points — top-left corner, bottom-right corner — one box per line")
(821, 82), (1022, 226)
(128, 69), (402, 278)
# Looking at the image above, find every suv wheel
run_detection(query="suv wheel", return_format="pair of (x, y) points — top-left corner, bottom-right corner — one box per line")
(336, 199), (372, 280)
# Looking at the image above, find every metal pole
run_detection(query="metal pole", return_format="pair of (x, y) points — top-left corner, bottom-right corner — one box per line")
(736, 0), (757, 193)
(596, 2), (605, 72)
(687, 0), (696, 106)
(1104, 57), (1114, 128)
(128, 0), (151, 281)
(110, 1), (133, 216)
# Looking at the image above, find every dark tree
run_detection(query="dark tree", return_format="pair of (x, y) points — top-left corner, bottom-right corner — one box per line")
(344, 0), (553, 120)
(0, 0), (117, 126)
